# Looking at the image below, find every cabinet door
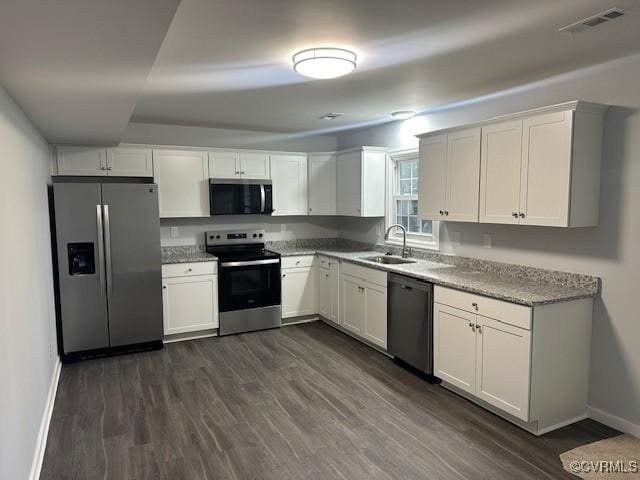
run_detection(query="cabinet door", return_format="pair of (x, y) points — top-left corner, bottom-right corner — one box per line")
(162, 274), (218, 335)
(308, 153), (337, 215)
(341, 274), (364, 335)
(209, 151), (240, 178)
(153, 150), (210, 218)
(240, 152), (270, 179)
(363, 282), (387, 349)
(57, 146), (107, 176)
(106, 147), (153, 177)
(418, 135), (447, 220)
(476, 316), (531, 420)
(434, 303), (477, 394)
(336, 152), (362, 216)
(318, 267), (332, 320)
(479, 121), (523, 224)
(271, 154), (308, 216)
(281, 267), (317, 318)
(446, 128), (481, 222)
(361, 150), (386, 217)
(520, 111), (573, 227)
(329, 260), (341, 324)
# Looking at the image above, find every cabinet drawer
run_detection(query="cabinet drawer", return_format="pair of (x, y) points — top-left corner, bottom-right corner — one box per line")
(162, 262), (217, 278)
(434, 286), (531, 330)
(317, 255), (338, 270)
(341, 262), (387, 288)
(282, 255), (315, 269)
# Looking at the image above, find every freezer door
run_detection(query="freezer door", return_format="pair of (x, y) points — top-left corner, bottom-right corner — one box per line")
(54, 183), (110, 353)
(101, 184), (163, 346)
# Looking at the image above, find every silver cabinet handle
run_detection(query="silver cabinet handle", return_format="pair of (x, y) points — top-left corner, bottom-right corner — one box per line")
(96, 205), (106, 298)
(221, 258), (280, 268)
(103, 204), (113, 299)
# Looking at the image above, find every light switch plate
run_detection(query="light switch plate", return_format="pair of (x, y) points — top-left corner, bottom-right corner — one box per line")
(170, 226), (179, 238)
(483, 234), (492, 248)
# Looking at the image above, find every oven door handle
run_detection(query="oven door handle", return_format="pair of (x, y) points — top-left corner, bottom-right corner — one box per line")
(260, 184), (266, 213)
(220, 258), (280, 268)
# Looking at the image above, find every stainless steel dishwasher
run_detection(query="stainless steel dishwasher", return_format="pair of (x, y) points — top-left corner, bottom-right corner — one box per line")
(388, 273), (434, 375)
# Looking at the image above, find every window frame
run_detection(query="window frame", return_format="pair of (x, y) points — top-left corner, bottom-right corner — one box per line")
(385, 148), (439, 250)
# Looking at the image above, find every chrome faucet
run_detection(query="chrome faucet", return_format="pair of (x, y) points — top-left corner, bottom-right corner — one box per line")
(384, 224), (410, 258)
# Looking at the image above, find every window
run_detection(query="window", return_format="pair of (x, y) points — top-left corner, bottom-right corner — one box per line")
(386, 149), (437, 249)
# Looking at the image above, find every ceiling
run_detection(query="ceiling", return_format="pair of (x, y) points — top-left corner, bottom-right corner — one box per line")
(131, 0), (640, 134)
(0, 0), (180, 144)
(2, 0), (640, 143)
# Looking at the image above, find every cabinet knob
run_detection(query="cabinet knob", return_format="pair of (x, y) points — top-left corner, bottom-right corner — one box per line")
(309, 208), (313, 212)
(162, 285), (167, 290)
(519, 212), (525, 218)
(325, 274), (329, 278)
(101, 166), (107, 170)
(241, 171), (245, 174)
(235, 171), (240, 174)
(512, 212), (518, 218)
(439, 210), (444, 215)
(107, 166), (112, 171)
(282, 273), (286, 278)
(444, 210), (449, 216)
(187, 268), (192, 272)
(477, 325), (483, 334)
(472, 302), (478, 311)
(469, 322), (475, 332)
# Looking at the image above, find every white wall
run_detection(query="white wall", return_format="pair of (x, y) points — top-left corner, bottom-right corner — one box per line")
(161, 216), (338, 246)
(0, 86), (58, 479)
(123, 122), (337, 152)
(337, 52), (640, 432)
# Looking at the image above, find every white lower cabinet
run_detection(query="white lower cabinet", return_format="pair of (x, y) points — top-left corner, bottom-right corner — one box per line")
(281, 256), (317, 318)
(317, 256), (340, 325)
(340, 263), (387, 349)
(161, 262), (219, 336)
(434, 285), (593, 434)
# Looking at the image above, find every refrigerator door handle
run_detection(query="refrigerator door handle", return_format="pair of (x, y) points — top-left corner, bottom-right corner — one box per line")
(103, 204), (113, 299)
(260, 184), (266, 213)
(96, 205), (106, 298)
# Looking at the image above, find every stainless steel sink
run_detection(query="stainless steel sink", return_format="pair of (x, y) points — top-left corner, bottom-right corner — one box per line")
(362, 255), (416, 265)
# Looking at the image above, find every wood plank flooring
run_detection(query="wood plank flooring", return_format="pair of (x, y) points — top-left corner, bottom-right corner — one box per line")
(41, 321), (619, 479)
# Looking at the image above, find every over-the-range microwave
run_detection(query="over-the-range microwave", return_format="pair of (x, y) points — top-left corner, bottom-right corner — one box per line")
(209, 178), (273, 215)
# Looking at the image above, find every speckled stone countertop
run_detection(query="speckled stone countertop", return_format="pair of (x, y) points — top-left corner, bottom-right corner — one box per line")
(270, 242), (599, 306)
(161, 246), (217, 264)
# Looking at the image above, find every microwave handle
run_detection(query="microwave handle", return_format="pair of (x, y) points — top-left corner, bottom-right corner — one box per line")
(260, 184), (266, 213)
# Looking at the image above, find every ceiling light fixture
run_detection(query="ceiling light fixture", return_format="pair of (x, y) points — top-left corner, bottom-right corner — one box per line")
(319, 112), (344, 120)
(292, 48), (357, 79)
(391, 110), (416, 120)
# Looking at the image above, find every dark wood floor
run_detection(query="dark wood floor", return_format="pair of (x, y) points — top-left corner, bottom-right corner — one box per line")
(41, 321), (618, 480)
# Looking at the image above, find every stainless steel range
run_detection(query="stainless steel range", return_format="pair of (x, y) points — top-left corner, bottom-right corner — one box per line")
(205, 229), (281, 336)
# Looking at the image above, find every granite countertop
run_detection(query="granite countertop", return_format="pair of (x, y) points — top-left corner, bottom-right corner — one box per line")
(271, 248), (597, 306)
(161, 246), (217, 264)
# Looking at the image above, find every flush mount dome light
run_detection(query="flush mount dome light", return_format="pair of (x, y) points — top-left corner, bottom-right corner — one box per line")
(391, 110), (416, 120)
(292, 48), (357, 79)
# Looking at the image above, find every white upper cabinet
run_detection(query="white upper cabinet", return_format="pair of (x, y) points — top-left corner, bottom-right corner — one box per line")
(56, 146), (108, 176)
(153, 149), (210, 218)
(418, 128), (480, 222)
(308, 153), (337, 215)
(479, 120), (523, 224)
(418, 134), (447, 220)
(336, 147), (386, 217)
(270, 154), (308, 216)
(57, 146), (153, 177)
(208, 150), (270, 179)
(419, 101), (607, 227)
(208, 150), (240, 178)
(240, 152), (270, 179)
(106, 146), (153, 177)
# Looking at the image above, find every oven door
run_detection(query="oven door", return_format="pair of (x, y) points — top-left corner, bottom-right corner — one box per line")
(210, 180), (272, 215)
(218, 258), (281, 312)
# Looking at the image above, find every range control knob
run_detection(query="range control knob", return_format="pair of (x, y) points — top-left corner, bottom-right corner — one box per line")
(216, 235), (221, 239)
(259, 233), (263, 238)
(253, 233), (257, 238)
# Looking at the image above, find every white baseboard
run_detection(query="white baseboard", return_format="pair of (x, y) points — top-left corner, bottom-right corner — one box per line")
(586, 405), (640, 437)
(29, 358), (62, 480)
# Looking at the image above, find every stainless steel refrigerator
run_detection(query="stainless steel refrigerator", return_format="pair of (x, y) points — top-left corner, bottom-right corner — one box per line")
(53, 181), (163, 360)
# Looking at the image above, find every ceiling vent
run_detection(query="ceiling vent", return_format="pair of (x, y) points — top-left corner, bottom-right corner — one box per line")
(319, 112), (344, 120)
(559, 7), (626, 33)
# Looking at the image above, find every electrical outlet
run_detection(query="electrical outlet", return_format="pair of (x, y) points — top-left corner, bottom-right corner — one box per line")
(281, 224), (287, 232)
(170, 226), (179, 238)
(483, 234), (492, 248)
(48, 343), (52, 358)
(450, 231), (461, 246)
